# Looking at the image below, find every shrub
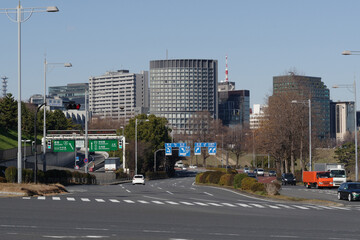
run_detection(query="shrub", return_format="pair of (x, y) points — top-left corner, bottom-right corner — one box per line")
(251, 182), (265, 192)
(219, 174), (235, 186)
(115, 169), (129, 179)
(0, 176), (6, 183)
(241, 177), (258, 191)
(22, 169), (33, 183)
(233, 173), (248, 189)
(198, 171), (212, 183)
(195, 172), (203, 183)
(265, 181), (281, 195)
(205, 171), (225, 184)
(5, 166), (17, 183)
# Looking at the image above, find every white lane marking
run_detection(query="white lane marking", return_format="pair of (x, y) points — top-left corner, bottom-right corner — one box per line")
(267, 205), (280, 209)
(222, 203), (236, 207)
(276, 204), (294, 209)
(81, 198), (90, 202)
(52, 197), (61, 201)
(126, 189), (131, 193)
(157, 187), (162, 190)
(165, 201), (179, 205)
(75, 227), (109, 231)
(293, 205), (309, 210)
(152, 201), (165, 205)
(138, 200), (149, 204)
(180, 201), (195, 206)
(95, 199), (105, 203)
(250, 204), (265, 208)
(270, 235), (300, 238)
(124, 200), (135, 204)
(204, 192), (213, 196)
(67, 197), (75, 201)
(109, 199), (120, 203)
(38, 196), (46, 200)
(208, 203), (223, 207)
(193, 202), (208, 206)
(22, 197), (31, 200)
(237, 203), (252, 208)
(304, 205), (323, 210)
(166, 191), (174, 195)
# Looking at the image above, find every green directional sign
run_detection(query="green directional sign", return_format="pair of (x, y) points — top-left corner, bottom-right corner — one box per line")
(53, 140), (75, 152)
(89, 139), (118, 151)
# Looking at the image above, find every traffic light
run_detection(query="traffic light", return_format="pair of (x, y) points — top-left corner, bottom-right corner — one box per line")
(47, 140), (52, 149)
(118, 140), (123, 149)
(65, 101), (81, 110)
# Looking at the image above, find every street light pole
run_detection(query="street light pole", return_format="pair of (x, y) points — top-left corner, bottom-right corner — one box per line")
(154, 149), (165, 172)
(43, 58), (72, 172)
(0, 2), (59, 183)
(333, 80), (358, 181)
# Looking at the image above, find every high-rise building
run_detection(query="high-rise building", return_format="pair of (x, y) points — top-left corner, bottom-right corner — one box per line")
(150, 59), (218, 134)
(218, 81), (250, 128)
(273, 74), (330, 138)
(89, 70), (149, 123)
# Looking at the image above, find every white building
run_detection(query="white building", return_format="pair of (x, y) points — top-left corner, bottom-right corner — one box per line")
(250, 104), (267, 129)
(89, 70), (149, 123)
(334, 101), (355, 142)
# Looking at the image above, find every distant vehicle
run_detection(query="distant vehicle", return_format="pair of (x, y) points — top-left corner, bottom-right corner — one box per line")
(175, 161), (184, 168)
(337, 182), (360, 201)
(303, 171), (332, 189)
(281, 173), (296, 185)
(256, 168), (264, 176)
(189, 165), (197, 169)
(314, 163), (346, 187)
(244, 167), (250, 173)
(268, 170), (276, 177)
(182, 166), (187, 170)
(132, 174), (145, 185)
(253, 169), (257, 174)
(247, 172), (257, 179)
(104, 157), (120, 172)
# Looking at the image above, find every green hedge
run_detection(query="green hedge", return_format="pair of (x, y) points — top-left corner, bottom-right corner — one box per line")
(205, 171), (225, 184)
(233, 173), (248, 189)
(219, 174), (235, 186)
(5, 166), (17, 183)
(241, 177), (258, 191)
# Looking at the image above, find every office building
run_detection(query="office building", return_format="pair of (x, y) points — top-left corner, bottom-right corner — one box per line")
(150, 59), (218, 134)
(273, 74), (330, 138)
(89, 70), (149, 123)
(330, 101), (355, 142)
(48, 83), (88, 110)
(218, 81), (250, 127)
(250, 104), (267, 129)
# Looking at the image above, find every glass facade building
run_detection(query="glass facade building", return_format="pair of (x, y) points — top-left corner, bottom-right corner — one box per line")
(273, 74), (330, 138)
(49, 83), (88, 110)
(150, 59), (218, 134)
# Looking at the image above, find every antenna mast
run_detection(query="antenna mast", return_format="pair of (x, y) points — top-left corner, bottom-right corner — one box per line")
(1, 76), (8, 97)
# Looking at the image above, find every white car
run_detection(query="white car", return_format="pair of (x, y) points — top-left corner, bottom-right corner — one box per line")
(244, 167), (250, 173)
(189, 165), (197, 169)
(132, 174), (145, 185)
(256, 168), (264, 176)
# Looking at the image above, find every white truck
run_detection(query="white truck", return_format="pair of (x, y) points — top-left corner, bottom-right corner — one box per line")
(314, 163), (346, 187)
(104, 157), (120, 172)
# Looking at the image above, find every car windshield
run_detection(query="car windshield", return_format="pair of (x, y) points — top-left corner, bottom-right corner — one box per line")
(258, 169), (264, 171)
(348, 184), (360, 189)
(330, 170), (346, 178)
(134, 175), (143, 178)
(284, 174), (294, 178)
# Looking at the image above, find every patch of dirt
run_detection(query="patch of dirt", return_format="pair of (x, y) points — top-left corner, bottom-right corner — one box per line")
(0, 183), (68, 197)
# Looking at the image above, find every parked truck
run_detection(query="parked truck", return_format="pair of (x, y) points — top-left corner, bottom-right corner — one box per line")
(314, 163), (346, 187)
(303, 171), (333, 188)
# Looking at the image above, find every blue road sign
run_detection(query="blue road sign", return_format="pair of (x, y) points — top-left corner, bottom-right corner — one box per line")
(208, 142), (217, 147)
(165, 147), (172, 156)
(84, 158), (88, 164)
(179, 147), (187, 156)
(194, 147), (201, 155)
(185, 146), (190, 157)
(208, 147), (217, 155)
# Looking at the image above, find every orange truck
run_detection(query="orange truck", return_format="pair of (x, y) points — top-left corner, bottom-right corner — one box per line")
(303, 171), (333, 189)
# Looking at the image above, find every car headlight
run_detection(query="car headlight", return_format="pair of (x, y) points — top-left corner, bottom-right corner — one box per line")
(285, 179), (288, 181)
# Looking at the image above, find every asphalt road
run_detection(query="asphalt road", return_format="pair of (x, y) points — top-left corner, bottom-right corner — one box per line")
(0, 171), (360, 239)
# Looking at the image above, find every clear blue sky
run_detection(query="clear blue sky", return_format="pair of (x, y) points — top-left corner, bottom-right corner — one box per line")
(1, 0), (360, 107)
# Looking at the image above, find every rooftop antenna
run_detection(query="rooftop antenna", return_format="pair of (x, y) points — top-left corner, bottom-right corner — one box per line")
(225, 55), (228, 82)
(1, 76), (8, 97)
